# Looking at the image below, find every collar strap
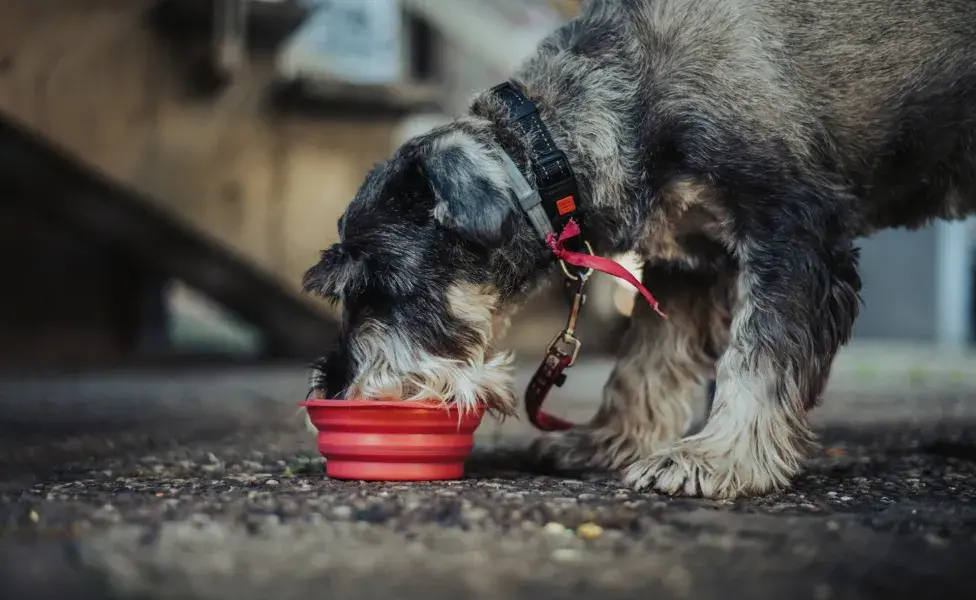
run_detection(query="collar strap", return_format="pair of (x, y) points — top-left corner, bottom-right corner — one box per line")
(491, 81), (587, 254)
(498, 151), (555, 240)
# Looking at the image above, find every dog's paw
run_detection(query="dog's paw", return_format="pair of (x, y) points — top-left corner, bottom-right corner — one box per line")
(622, 446), (707, 497)
(621, 442), (789, 499)
(528, 428), (610, 472)
(529, 426), (652, 473)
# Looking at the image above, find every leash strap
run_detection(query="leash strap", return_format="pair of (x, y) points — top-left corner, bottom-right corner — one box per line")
(488, 83), (668, 430)
(524, 220), (667, 431)
(525, 352), (576, 431)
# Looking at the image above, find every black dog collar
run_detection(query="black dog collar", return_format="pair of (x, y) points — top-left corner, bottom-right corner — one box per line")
(490, 81), (588, 256)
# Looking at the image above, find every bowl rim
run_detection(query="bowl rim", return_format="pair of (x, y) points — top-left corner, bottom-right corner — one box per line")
(299, 399), (486, 411)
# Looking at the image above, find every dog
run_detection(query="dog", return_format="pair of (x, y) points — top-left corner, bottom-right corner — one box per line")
(301, 0), (976, 498)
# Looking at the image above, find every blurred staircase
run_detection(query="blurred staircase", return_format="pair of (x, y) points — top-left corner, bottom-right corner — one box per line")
(0, 113), (339, 361)
(0, 0), (631, 368)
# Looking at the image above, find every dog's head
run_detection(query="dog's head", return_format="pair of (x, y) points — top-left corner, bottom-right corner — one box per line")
(302, 120), (551, 415)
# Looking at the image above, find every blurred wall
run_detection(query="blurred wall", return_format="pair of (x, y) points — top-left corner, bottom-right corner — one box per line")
(0, 0), (396, 321)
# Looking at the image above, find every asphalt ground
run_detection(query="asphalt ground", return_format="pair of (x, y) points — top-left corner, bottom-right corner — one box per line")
(1, 355), (975, 600)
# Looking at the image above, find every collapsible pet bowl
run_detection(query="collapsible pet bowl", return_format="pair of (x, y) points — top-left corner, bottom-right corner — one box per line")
(299, 400), (486, 481)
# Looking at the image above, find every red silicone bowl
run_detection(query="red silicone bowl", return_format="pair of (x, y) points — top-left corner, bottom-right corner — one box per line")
(299, 400), (486, 481)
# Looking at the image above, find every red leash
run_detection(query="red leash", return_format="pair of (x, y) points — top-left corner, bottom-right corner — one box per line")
(546, 220), (667, 319)
(525, 220), (667, 431)
(525, 353), (576, 430)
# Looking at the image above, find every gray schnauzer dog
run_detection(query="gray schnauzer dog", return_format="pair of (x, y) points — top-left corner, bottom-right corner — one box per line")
(302, 0), (976, 498)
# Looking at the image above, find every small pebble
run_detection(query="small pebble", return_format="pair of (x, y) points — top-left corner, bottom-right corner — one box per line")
(28, 510), (39, 523)
(331, 506), (353, 520)
(544, 522), (566, 535)
(265, 479), (280, 486)
(577, 522), (604, 540)
(551, 548), (582, 562)
(839, 496), (853, 502)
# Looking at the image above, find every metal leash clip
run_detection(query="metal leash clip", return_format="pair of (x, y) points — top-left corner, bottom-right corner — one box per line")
(545, 273), (589, 371)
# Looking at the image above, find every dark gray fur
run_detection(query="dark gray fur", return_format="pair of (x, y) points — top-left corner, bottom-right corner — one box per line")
(304, 0), (976, 497)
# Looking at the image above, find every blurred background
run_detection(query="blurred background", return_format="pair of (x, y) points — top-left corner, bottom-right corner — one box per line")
(0, 0), (974, 372)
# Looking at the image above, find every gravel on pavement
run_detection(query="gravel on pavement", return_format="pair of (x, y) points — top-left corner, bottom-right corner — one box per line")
(0, 361), (975, 600)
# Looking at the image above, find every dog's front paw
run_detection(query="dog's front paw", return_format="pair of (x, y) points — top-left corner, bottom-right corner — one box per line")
(621, 441), (791, 499)
(622, 445), (707, 496)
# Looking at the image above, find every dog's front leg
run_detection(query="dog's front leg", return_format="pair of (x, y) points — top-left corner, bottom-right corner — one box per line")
(624, 198), (862, 498)
(530, 265), (733, 472)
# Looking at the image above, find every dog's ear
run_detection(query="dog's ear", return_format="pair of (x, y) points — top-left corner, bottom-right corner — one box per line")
(424, 136), (517, 246)
(302, 243), (364, 300)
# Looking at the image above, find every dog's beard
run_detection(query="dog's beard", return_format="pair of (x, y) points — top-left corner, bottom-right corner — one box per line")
(344, 323), (516, 416)
(308, 283), (518, 415)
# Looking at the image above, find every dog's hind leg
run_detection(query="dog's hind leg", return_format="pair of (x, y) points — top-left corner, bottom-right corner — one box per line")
(529, 265), (732, 472)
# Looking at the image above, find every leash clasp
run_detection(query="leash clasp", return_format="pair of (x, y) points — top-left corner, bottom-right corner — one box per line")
(545, 330), (582, 370)
(545, 277), (587, 368)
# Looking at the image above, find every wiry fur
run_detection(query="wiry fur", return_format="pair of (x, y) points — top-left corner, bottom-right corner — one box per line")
(304, 0), (976, 497)
(301, 117), (545, 416)
(532, 265), (734, 472)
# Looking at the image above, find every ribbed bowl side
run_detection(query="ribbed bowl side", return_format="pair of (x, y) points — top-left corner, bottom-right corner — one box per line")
(301, 401), (486, 481)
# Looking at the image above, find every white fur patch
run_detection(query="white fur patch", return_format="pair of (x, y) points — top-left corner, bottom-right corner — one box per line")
(623, 270), (813, 498)
(344, 283), (515, 416)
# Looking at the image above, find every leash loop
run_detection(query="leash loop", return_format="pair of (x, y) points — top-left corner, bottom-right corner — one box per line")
(559, 240), (595, 282)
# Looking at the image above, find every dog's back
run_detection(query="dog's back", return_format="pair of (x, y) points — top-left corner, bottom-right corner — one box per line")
(772, 0), (976, 227)
(562, 0), (976, 231)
